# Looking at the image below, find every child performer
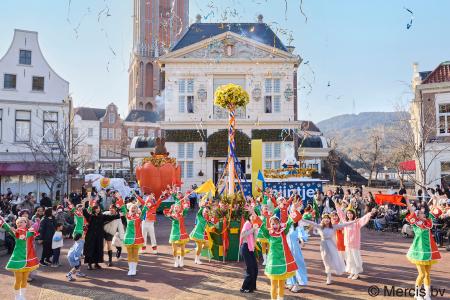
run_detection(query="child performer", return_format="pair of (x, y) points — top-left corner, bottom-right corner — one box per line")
(136, 192), (165, 254)
(164, 193), (190, 268)
(116, 193), (148, 276)
(330, 211), (346, 267)
(257, 196), (272, 266)
(405, 196), (441, 300)
(66, 233), (86, 281)
(301, 214), (357, 285)
(285, 217), (309, 293)
(189, 200), (214, 264)
(261, 208), (302, 300)
(68, 202), (87, 237)
(0, 216), (39, 300)
(336, 203), (376, 280)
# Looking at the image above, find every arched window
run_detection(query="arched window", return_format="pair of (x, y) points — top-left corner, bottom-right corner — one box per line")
(145, 63), (154, 97)
(139, 102), (144, 109)
(145, 102), (153, 111)
(139, 62), (144, 97)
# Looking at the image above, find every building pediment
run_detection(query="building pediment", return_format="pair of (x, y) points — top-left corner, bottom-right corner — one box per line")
(159, 32), (299, 63)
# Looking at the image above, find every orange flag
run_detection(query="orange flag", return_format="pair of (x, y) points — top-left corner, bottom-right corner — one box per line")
(374, 194), (406, 207)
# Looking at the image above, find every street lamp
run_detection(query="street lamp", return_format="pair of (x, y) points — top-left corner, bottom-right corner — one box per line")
(199, 146), (204, 157)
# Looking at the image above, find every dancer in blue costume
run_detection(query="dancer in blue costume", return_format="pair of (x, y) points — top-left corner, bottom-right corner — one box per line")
(285, 219), (308, 293)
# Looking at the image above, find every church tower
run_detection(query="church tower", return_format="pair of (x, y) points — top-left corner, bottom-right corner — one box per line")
(128, 0), (189, 112)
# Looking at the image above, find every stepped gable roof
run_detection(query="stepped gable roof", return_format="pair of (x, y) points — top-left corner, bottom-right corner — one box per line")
(171, 22), (288, 52)
(74, 107), (106, 121)
(422, 61), (450, 84)
(124, 110), (159, 123)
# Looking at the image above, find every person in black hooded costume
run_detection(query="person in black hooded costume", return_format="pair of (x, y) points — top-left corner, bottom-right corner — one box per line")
(83, 201), (120, 270)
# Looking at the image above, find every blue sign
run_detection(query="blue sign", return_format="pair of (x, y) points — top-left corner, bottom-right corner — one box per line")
(240, 181), (323, 202)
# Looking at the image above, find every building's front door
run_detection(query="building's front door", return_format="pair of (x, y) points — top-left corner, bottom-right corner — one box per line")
(213, 160), (227, 185)
(213, 160), (247, 185)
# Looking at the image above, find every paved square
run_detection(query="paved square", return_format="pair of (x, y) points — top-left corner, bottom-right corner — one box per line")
(0, 211), (449, 300)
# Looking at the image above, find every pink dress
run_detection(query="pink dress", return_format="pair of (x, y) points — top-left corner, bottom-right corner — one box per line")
(336, 209), (372, 275)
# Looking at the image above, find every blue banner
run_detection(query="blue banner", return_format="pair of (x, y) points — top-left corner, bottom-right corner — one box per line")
(241, 181), (323, 202)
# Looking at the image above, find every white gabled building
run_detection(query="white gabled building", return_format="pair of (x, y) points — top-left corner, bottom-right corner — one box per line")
(158, 17), (324, 190)
(73, 107), (106, 171)
(0, 29), (70, 196)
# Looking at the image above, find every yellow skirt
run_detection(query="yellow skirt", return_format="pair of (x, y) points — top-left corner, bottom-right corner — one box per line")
(408, 258), (438, 266)
(7, 265), (39, 273)
(265, 271), (296, 281)
(190, 237), (207, 243)
(173, 238), (190, 245)
(257, 238), (269, 244)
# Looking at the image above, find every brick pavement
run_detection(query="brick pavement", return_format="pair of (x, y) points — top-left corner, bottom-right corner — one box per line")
(0, 211), (449, 300)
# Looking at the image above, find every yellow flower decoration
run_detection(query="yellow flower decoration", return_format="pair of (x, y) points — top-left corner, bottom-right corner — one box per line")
(214, 83), (250, 109)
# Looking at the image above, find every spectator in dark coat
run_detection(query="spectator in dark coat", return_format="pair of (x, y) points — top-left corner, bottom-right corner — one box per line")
(40, 193), (52, 208)
(39, 207), (56, 265)
(82, 204), (120, 269)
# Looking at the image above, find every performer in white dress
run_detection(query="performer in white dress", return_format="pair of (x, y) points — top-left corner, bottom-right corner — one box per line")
(301, 214), (357, 285)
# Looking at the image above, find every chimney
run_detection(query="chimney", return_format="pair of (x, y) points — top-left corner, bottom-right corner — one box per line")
(413, 62), (418, 74)
(257, 14), (263, 23)
(412, 62), (420, 91)
(286, 46), (295, 53)
(195, 14), (202, 23)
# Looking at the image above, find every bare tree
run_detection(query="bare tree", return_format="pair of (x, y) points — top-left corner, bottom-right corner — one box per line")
(25, 106), (86, 200)
(391, 102), (450, 190)
(355, 128), (384, 186)
(326, 138), (340, 185)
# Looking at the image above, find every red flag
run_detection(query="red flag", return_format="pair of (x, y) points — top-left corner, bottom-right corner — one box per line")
(374, 194), (406, 207)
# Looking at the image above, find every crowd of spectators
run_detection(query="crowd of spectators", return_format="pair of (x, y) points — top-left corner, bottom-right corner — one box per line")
(311, 185), (450, 250)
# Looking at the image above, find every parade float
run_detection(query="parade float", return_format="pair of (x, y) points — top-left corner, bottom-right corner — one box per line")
(135, 137), (182, 212)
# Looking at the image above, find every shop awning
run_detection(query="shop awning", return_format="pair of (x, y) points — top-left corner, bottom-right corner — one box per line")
(0, 162), (56, 176)
(399, 160), (416, 172)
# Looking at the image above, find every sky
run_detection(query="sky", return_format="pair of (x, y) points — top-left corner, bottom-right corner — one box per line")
(1, 0), (450, 123)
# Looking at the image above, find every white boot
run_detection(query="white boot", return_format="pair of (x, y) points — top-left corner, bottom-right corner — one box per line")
(179, 256), (184, 267)
(20, 288), (26, 300)
(326, 273), (332, 285)
(132, 262), (137, 276)
(415, 285), (424, 300)
(277, 296), (284, 300)
(127, 262), (132, 276)
(174, 257), (179, 268)
(424, 285), (431, 300)
(195, 255), (202, 265)
(14, 289), (20, 300)
(262, 254), (267, 266)
(291, 285), (301, 293)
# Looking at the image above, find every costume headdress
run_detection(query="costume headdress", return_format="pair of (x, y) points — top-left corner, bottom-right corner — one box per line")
(321, 213), (331, 219)
(346, 203), (356, 215)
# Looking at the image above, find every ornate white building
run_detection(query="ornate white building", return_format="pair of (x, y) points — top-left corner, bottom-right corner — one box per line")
(159, 18), (324, 189)
(0, 29), (70, 195)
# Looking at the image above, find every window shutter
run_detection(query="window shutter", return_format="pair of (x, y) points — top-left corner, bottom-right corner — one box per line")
(179, 96), (185, 113)
(178, 143), (185, 159)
